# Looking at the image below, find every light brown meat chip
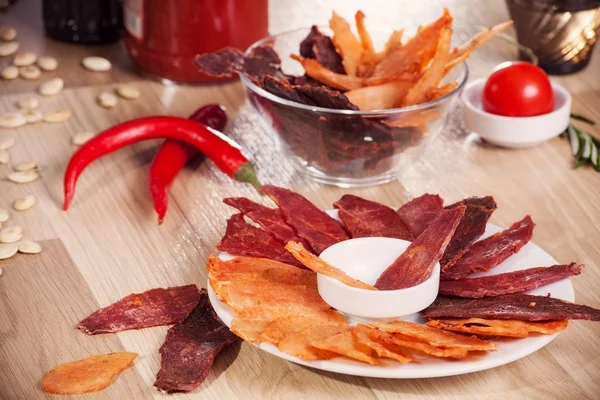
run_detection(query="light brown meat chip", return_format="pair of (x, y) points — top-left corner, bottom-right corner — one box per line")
(285, 241), (377, 290)
(366, 326), (469, 359)
(312, 330), (381, 365)
(371, 320), (495, 351)
(260, 316), (323, 345)
(207, 255), (316, 285)
(427, 318), (568, 338)
(329, 11), (363, 76)
(352, 325), (412, 363)
(41, 352), (137, 394)
(279, 324), (348, 360)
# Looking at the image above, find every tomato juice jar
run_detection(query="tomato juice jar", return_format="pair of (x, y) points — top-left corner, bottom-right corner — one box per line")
(123, 0), (269, 84)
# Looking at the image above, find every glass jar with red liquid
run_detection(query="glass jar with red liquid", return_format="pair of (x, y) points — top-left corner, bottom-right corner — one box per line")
(123, 0), (269, 84)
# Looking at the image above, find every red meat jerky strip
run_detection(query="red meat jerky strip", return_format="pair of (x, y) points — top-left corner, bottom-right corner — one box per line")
(154, 288), (238, 393)
(397, 193), (444, 238)
(375, 206), (465, 290)
(333, 194), (411, 240)
(422, 293), (600, 321)
(441, 196), (497, 269)
(439, 263), (583, 298)
(223, 197), (304, 245)
(299, 26), (345, 74)
(216, 213), (303, 267)
(261, 185), (349, 254)
(442, 216), (535, 280)
(77, 285), (201, 334)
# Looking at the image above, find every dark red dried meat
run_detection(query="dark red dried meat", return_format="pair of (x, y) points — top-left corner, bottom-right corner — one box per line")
(397, 193), (444, 238)
(441, 196), (497, 269)
(262, 76), (315, 105)
(299, 26), (345, 74)
(439, 263), (583, 298)
(442, 216), (535, 280)
(261, 185), (349, 254)
(333, 194), (411, 239)
(249, 43), (281, 65)
(294, 84), (358, 110)
(154, 289), (238, 393)
(375, 206), (465, 290)
(77, 285), (201, 335)
(193, 48), (244, 78)
(422, 293), (600, 321)
(223, 197), (305, 245)
(216, 213), (303, 267)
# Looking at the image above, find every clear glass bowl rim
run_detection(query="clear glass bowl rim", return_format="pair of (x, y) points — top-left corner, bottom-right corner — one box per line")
(240, 26), (470, 116)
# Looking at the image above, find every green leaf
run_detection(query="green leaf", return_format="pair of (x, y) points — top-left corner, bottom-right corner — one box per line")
(573, 159), (587, 169)
(567, 125), (580, 156)
(570, 113), (596, 125)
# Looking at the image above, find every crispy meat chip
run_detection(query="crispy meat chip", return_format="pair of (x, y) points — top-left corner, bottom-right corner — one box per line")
(439, 263), (582, 298)
(262, 185), (349, 254)
(260, 316), (321, 345)
(365, 325), (469, 358)
(371, 9), (453, 79)
(329, 11), (363, 76)
(312, 330), (381, 365)
(345, 79), (414, 110)
(427, 318), (568, 338)
(216, 213), (303, 267)
(371, 320), (496, 351)
(77, 285), (201, 335)
(278, 324), (348, 360)
(286, 241), (377, 290)
(442, 215), (535, 280)
(422, 293), (600, 321)
(375, 206), (465, 290)
(428, 81), (459, 101)
(402, 25), (452, 107)
(334, 194), (411, 239)
(291, 54), (363, 90)
(154, 289), (238, 393)
(352, 325), (412, 363)
(441, 196), (497, 269)
(41, 352), (137, 395)
(223, 197), (306, 246)
(397, 193), (444, 238)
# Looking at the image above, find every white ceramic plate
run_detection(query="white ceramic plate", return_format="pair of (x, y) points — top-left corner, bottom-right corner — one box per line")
(208, 211), (575, 378)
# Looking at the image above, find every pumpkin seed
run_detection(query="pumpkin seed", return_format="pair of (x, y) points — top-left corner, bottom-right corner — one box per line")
(0, 113), (26, 128)
(13, 51), (37, 66)
(97, 92), (118, 108)
(8, 170), (39, 183)
(0, 225), (23, 243)
(38, 77), (64, 96)
(37, 56), (58, 71)
(0, 242), (18, 259)
(1, 65), (18, 80)
(23, 110), (43, 124)
(18, 239), (41, 254)
(82, 56), (112, 72)
(0, 208), (8, 222)
(116, 85), (140, 100)
(13, 194), (35, 211)
(17, 96), (40, 110)
(0, 149), (9, 164)
(0, 26), (17, 41)
(13, 160), (37, 171)
(0, 41), (19, 56)
(19, 65), (41, 80)
(43, 109), (71, 123)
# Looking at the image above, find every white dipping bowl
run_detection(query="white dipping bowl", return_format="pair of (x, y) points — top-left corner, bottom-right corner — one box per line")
(318, 237), (440, 321)
(462, 78), (571, 148)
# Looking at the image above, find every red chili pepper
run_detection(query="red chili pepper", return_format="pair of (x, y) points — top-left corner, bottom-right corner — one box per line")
(63, 116), (261, 211)
(149, 105), (228, 224)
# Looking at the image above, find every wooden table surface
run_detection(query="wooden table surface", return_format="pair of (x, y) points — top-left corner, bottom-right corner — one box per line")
(1, 0), (600, 399)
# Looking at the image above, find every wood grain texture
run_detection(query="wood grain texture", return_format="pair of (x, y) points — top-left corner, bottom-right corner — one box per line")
(1, 0), (600, 399)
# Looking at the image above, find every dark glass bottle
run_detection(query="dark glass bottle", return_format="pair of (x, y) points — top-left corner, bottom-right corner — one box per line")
(42, 0), (124, 44)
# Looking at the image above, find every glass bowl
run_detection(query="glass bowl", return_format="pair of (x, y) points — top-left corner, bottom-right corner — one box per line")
(241, 27), (469, 188)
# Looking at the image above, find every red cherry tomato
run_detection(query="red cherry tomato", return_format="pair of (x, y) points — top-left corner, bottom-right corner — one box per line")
(482, 62), (554, 117)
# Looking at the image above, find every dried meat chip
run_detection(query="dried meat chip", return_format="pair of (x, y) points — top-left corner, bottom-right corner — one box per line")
(427, 318), (568, 338)
(207, 255), (316, 291)
(262, 76), (315, 105)
(439, 263), (583, 298)
(300, 25), (345, 74)
(351, 325), (412, 363)
(397, 193), (444, 238)
(194, 48), (245, 78)
(154, 289), (238, 393)
(441, 196), (497, 269)
(375, 206), (465, 290)
(260, 316), (321, 345)
(442, 216), (535, 280)
(312, 330), (381, 365)
(249, 43), (282, 65)
(278, 324), (348, 360)
(334, 194), (411, 239)
(77, 285), (201, 335)
(370, 320), (495, 351)
(293, 83), (358, 110)
(261, 185), (349, 254)
(216, 213), (303, 267)
(329, 11), (363, 76)
(41, 352), (137, 395)
(223, 197), (305, 245)
(286, 241), (377, 290)
(422, 293), (600, 322)
(365, 325), (469, 359)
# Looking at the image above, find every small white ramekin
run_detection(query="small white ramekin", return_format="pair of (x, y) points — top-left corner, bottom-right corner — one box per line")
(462, 78), (571, 148)
(317, 237), (440, 321)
